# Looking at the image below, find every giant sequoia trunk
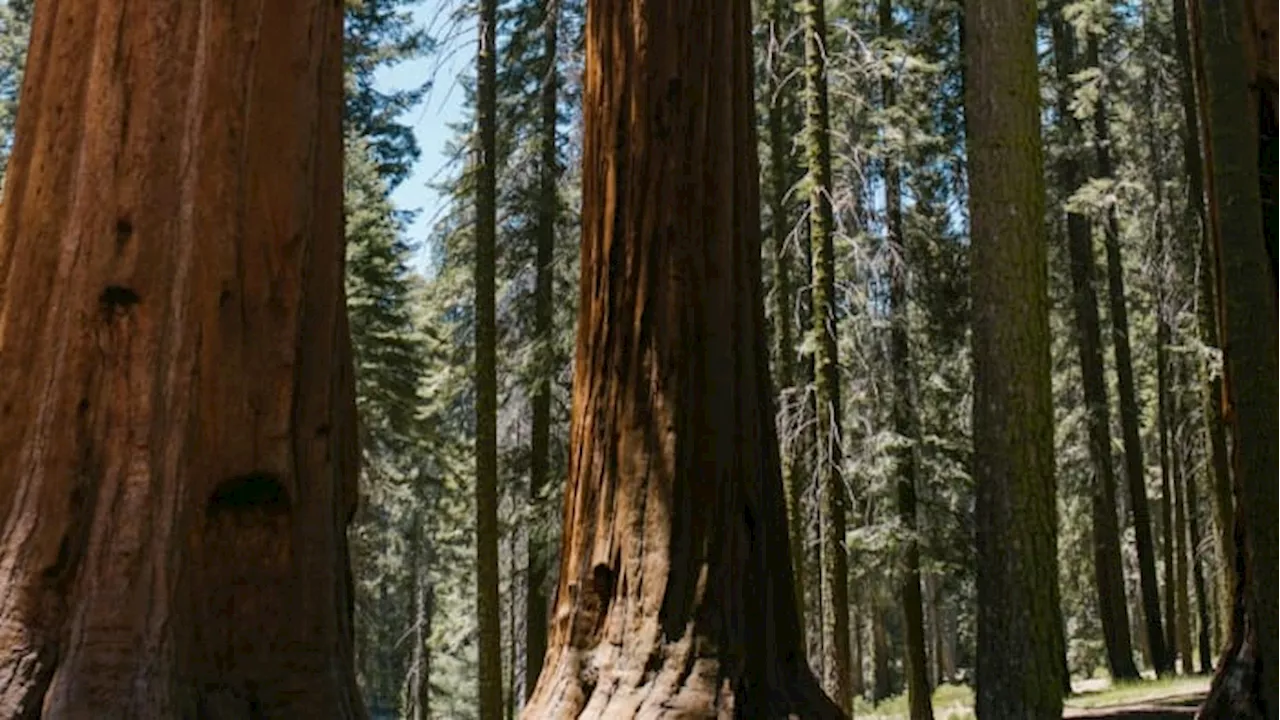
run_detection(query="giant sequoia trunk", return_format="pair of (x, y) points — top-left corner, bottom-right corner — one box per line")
(1194, 0), (1279, 716)
(964, 0), (1066, 713)
(0, 0), (364, 716)
(1051, 13), (1141, 682)
(519, 1), (843, 716)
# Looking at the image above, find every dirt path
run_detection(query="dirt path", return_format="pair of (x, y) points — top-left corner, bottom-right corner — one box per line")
(1063, 692), (1205, 719)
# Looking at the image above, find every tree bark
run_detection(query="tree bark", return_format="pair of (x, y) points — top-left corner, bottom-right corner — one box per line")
(0, 0), (364, 716)
(1171, 388), (1193, 672)
(475, 0), (505, 714)
(964, 0), (1066, 713)
(1194, 0), (1278, 715)
(1184, 419), (1214, 675)
(519, 1), (844, 716)
(871, 601), (892, 703)
(525, 0), (560, 700)
(1089, 29), (1171, 678)
(802, 0), (852, 712)
(1171, 0), (1236, 657)
(1051, 12), (1141, 683)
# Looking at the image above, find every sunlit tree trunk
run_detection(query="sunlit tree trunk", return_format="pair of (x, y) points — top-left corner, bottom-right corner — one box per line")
(520, 1), (845, 715)
(0, 0), (363, 716)
(964, 0), (1066, 712)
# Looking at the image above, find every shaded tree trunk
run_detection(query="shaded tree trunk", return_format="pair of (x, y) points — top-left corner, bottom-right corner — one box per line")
(0, 0), (364, 716)
(802, 0), (851, 711)
(1051, 12), (1140, 682)
(410, 510), (434, 720)
(1089, 29), (1171, 678)
(1171, 390), (1193, 672)
(1171, 0), (1236, 656)
(765, 0), (806, 637)
(964, 0), (1066, 713)
(475, 0), (505, 714)
(1185, 425), (1214, 675)
(1157, 288), (1179, 671)
(1194, 0), (1278, 715)
(871, 602), (892, 704)
(524, 0), (560, 699)
(851, 594), (866, 700)
(519, 1), (844, 715)
(881, 4), (932, 715)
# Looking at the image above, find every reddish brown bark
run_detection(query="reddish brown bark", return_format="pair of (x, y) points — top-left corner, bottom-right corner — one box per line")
(0, 0), (362, 717)
(519, 1), (842, 717)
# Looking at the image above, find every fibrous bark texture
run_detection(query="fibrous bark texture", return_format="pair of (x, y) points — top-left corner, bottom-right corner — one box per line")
(0, 0), (363, 716)
(1194, 0), (1278, 716)
(520, 1), (843, 717)
(964, 0), (1067, 713)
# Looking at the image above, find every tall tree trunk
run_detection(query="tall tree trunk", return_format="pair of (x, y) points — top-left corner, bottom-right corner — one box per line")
(520, 1), (844, 715)
(881, 4), (932, 715)
(475, 0), (505, 714)
(1194, 0), (1279, 714)
(524, 0), (559, 699)
(1089, 30), (1171, 677)
(1051, 13), (1140, 682)
(851, 593), (866, 699)
(766, 0), (806, 637)
(871, 601), (892, 703)
(0, 0), (364, 715)
(1171, 0), (1236, 657)
(1185, 418), (1214, 675)
(802, 0), (851, 711)
(410, 510), (434, 720)
(1171, 385), (1193, 672)
(964, 0), (1066, 713)
(1157, 291), (1180, 671)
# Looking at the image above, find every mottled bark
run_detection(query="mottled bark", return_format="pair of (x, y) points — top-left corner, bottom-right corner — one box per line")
(525, 0), (560, 699)
(1194, 0), (1279, 715)
(1089, 29), (1171, 677)
(520, 1), (844, 716)
(964, 0), (1066, 713)
(475, 0), (505, 714)
(1052, 13), (1140, 682)
(0, 0), (363, 716)
(802, 0), (851, 711)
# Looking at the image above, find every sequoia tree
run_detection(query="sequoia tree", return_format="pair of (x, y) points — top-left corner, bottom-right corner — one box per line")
(0, 0), (364, 716)
(1194, 0), (1278, 715)
(519, 0), (843, 716)
(964, 0), (1066, 714)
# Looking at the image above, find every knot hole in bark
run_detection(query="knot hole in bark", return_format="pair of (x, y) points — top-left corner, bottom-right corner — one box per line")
(99, 285), (140, 318)
(198, 473), (293, 682)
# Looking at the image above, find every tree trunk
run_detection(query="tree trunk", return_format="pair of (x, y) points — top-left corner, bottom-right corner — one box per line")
(524, 0), (559, 699)
(871, 601), (892, 704)
(766, 0), (806, 638)
(1171, 0), (1236, 657)
(1194, 0), (1278, 714)
(1171, 387), (1193, 672)
(519, 1), (844, 715)
(410, 510), (434, 720)
(881, 4), (932, 714)
(802, 0), (852, 712)
(1051, 12), (1141, 682)
(1157, 293), (1179, 671)
(851, 594), (866, 699)
(1089, 29), (1171, 678)
(0, 0), (364, 716)
(964, 0), (1066, 712)
(475, 0), (505, 715)
(1185, 420), (1214, 675)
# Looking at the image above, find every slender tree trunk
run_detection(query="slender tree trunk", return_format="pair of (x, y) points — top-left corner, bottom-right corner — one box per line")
(475, 0), (505, 714)
(1051, 13), (1140, 682)
(524, 0), (559, 699)
(1171, 0), (1236, 656)
(1171, 388), (1193, 672)
(802, 0), (851, 711)
(851, 594), (866, 699)
(871, 601), (892, 703)
(411, 510), (434, 720)
(520, 1), (844, 715)
(881, 5), (932, 714)
(766, 0), (806, 636)
(0, 0), (364, 715)
(1157, 292), (1180, 672)
(1194, 0), (1279, 713)
(1089, 30), (1171, 678)
(1185, 422), (1214, 675)
(964, 0), (1066, 712)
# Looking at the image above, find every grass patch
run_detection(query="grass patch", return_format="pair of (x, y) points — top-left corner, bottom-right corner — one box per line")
(854, 683), (975, 719)
(1065, 675), (1210, 709)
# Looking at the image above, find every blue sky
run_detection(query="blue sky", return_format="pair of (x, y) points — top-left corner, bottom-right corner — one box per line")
(375, 5), (474, 273)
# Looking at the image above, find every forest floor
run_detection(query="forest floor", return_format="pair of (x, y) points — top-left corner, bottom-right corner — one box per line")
(856, 675), (1210, 719)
